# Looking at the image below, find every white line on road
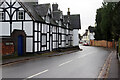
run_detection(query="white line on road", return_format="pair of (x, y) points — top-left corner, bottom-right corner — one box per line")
(27, 69), (48, 79)
(59, 60), (73, 67)
(78, 53), (93, 58)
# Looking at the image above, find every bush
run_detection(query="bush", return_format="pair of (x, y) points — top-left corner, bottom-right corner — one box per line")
(118, 38), (120, 53)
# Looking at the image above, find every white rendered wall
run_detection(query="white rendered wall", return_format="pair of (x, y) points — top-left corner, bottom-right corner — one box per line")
(73, 29), (79, 46)
(12, 22), (22, 32)
(23, 21), (33, 36)
(25, 13), (32, 20)
(26, 38), (33, 52)
(0, 22), (10, 36)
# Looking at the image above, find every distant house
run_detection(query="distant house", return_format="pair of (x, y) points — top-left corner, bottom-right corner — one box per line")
(82, 26), (95, 44)
(0, 0), (81, 56)
(88, 26), (95, 40)
(69, 14), (81, 46)
(82, 30), (89, 43)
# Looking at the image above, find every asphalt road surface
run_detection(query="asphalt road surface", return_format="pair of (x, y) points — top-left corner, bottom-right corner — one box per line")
(2, 46), (111, 78)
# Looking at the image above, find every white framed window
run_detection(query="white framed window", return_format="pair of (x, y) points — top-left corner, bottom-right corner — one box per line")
(18, 11), (24, 20)
(0, 12), (4, 20)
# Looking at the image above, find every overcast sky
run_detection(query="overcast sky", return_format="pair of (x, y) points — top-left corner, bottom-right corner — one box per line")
(38, 0), (103, 34)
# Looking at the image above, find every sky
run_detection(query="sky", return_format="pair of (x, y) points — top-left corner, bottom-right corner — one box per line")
(38, 0), (103, 35)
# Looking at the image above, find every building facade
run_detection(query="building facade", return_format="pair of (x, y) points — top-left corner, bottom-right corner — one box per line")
(0, 0), (81, 56)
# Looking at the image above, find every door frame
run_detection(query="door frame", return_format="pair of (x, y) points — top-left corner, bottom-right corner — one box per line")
(11, 30), (26, 56)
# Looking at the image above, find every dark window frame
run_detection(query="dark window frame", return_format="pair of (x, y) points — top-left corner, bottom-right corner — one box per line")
(17, 10), (24, 20)
(0, 11), (4, 21)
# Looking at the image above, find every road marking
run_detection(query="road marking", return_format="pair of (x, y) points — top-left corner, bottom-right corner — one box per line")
(78, 53), (93, 58)
(98, 51), (113, 79)
(26, 69), (48, 79)
(59, 60), (73, 67)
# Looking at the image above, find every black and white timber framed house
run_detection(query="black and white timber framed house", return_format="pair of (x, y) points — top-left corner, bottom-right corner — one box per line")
(0, 0), (81, 56)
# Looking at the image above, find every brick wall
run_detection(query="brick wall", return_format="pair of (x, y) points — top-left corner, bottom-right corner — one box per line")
(0, 40), (15, 56)
(90, 40), (116, 48)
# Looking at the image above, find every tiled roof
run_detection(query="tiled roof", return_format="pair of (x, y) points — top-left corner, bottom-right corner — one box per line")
(52, 11), (62, 21)
(88, 26), (95, 33)
(18, 1), (45, 22)
(34, 3), (51, 17)
(69, 14), (81, 29)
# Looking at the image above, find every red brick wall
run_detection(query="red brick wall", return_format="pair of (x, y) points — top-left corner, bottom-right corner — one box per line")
(90, 40), (116, 48)
(0, 42), (14, 56)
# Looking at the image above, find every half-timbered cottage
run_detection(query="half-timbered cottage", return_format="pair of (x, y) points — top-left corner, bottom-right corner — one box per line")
(0, 0), (81, 56)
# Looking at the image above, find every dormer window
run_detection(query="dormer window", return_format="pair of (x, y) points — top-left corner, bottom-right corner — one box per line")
(46, 16), (50, 23)
(0, 12), (4, 20)
(18, 11), (24, 20)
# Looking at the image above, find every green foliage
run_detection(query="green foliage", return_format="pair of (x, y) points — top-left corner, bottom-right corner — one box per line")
(112, 2), (120, 41)
(95, 2), (119, 41)
(118, 38), (120, 54)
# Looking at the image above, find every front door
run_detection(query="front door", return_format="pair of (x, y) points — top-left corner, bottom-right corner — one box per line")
(18, 35), (23, 56)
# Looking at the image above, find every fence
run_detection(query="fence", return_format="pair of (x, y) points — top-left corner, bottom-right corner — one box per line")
(90, 40), (116, 48)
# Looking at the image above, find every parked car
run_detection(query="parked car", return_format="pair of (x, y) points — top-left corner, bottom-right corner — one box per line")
(79, 40), (84, 44)
(83, 42), (89, 46)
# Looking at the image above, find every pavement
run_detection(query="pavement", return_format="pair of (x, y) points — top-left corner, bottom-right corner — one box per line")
(108, 51), (120, 78)
(2, 49), (80, 66)
(1, 46), (120, 79)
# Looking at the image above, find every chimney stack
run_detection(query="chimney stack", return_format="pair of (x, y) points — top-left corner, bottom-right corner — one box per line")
(67, 8), (70, 16)
(52, 3), (58, 11)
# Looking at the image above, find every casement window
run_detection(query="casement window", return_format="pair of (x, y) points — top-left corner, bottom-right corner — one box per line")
(0, 12), (4, 20)
(18, 11), (24, 20)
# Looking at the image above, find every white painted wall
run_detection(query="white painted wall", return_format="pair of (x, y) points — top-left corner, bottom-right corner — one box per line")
(47, 33), (49, 41)
(89, 33), (95, 40)
(12, 22), (22, 32)
(0, 22), (10, 36)
(35, 32), (37, 41)
(42, 35), (46, 45)
(25, 13), (32, 20)
(35, 43), (37, 52)
(23, 21), (33, 36)
(26, 38), (33, 52)
(53, 42), (57, 49)
(13, 1), (21, 8)
(38, 42), (41, 51)
(47, 42), (49, 50)
(73, 29), (79, 46)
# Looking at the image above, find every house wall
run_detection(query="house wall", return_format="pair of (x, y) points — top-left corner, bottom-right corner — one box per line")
(0, 0), (75, 55)
(73, 29), (79, 46)
(0, 1), (33, 53)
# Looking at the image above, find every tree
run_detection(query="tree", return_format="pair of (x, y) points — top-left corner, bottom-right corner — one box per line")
(95, 2), (116, 41)
(112, 2), (120, 41)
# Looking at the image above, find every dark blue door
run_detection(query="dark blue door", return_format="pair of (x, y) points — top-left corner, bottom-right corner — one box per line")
(18, 35), (23, 56)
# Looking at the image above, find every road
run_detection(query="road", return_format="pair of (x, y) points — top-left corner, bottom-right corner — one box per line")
(2, 46), (111, 78)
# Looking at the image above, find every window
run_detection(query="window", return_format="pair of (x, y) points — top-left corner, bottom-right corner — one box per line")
(18, 11), (24, 20)
(46, 16), (50, 23)
(0, 12), (4, 20)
